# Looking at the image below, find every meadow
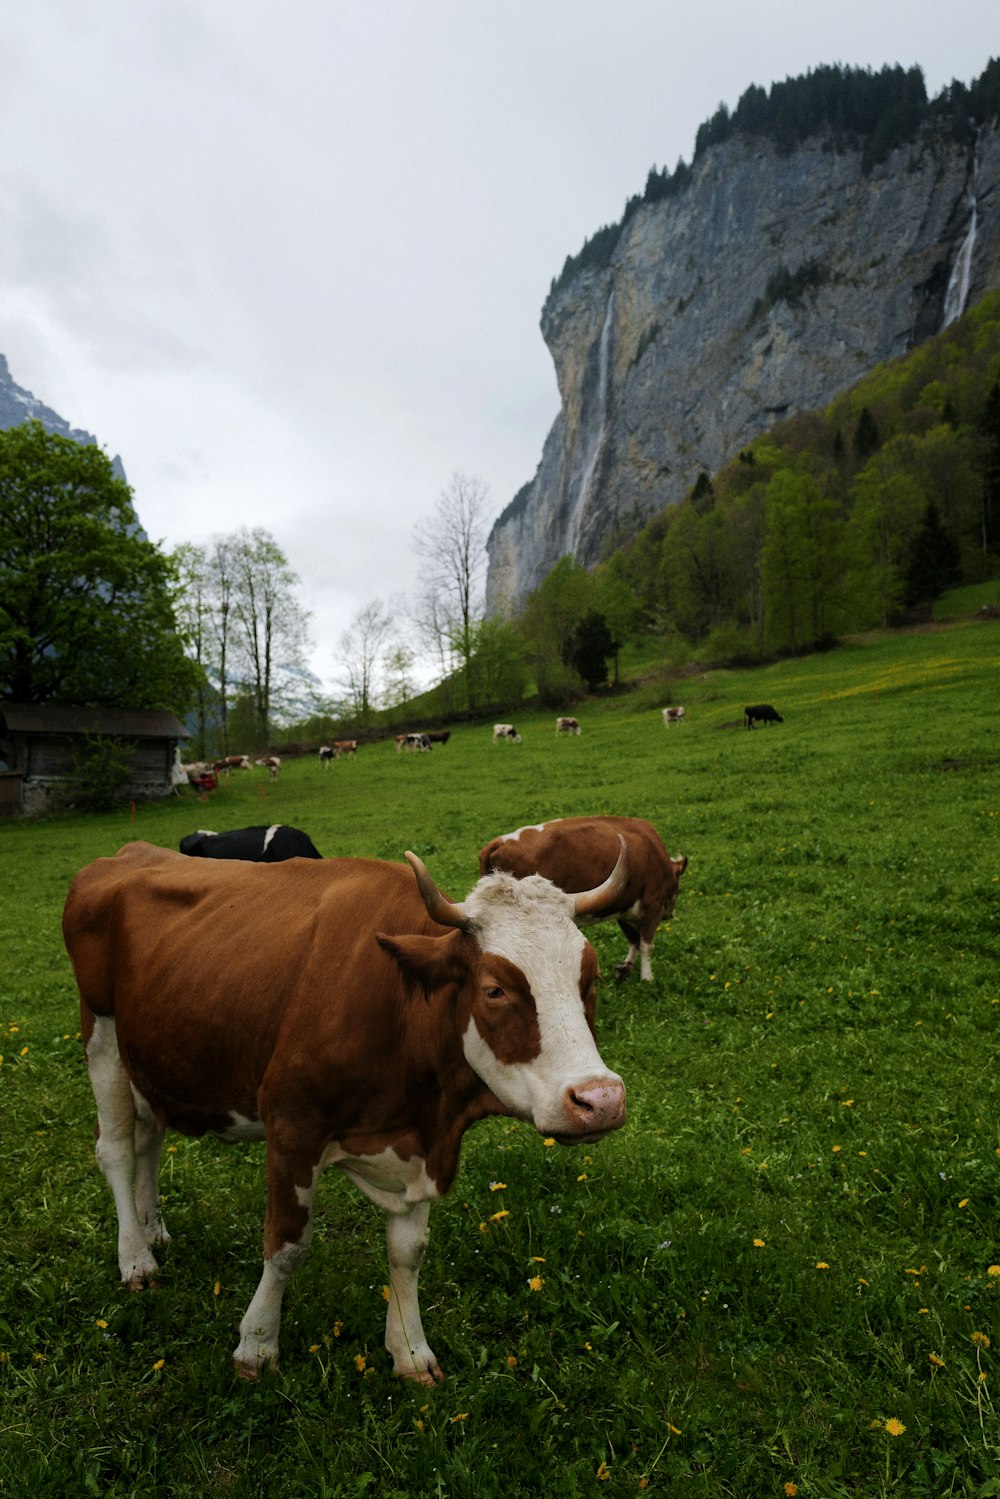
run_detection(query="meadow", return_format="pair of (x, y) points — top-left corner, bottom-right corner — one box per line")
(1, 618), (999, 1497)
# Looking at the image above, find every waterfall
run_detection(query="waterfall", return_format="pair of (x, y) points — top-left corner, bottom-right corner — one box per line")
(942, 133), (980, 328)
(570, 289), (614, 552)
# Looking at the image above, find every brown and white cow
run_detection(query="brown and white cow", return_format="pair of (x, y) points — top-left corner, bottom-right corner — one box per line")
(256, 755), (281, 780)
(662, 706), (685, 727)
(556, 717), (581, 735)
(333, 739), (358, 758)
(214, 754), (252, 773)
(63, 840), (628, 1384)
(478, 816), (686, 984)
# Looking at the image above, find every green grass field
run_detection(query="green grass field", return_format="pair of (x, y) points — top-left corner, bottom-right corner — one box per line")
(2, 619), (999, 1496)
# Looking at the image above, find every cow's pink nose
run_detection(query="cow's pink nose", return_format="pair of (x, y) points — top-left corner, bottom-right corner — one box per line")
(563, 1078), (627, 1136)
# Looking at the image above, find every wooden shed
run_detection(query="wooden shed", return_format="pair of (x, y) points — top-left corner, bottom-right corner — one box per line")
(0, 704), (189, 818)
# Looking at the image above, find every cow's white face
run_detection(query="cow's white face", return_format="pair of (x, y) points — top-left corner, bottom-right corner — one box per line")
(461, 873), (626, 1142)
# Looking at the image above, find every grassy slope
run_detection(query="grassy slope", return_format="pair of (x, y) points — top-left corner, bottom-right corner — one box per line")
(1, 619), (998, 1496)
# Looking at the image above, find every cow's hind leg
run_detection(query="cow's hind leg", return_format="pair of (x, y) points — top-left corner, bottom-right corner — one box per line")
(234, 1139), (318, 1376)
(132, 1092), (169, 1247)
(384, 1201), (443, 1385)
(86, 1015), (161, 1288)
(614, 920), (640, 981)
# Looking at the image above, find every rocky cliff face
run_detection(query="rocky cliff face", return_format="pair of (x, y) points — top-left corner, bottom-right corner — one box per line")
(0, 354), (127, 480)
(486, 124), (1000, 613)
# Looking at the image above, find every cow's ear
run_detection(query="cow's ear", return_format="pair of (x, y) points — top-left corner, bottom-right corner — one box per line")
(376, 929), (468, 997)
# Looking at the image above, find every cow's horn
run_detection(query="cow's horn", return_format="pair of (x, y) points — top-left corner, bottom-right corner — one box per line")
(405, 851), (470, 930)
(572, 835), (630, 918)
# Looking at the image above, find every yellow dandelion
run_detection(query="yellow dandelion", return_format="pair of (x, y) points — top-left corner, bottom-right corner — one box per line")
(382, 1285), (391, 1301)
(884, 1417), (905, 1437)
(815, 1261), (830, 1270)
(95, 1318), (108, 1329)
(0, 1352), (8, 1364)
(543, 1137), (556, 1147)
(451, 1412), (468, 1423)
(841, 1099), (854, 1107)
(905, 1267), (927, 1276)
(584, 1342), (592, 1351)
(832, 1144), (842, 1154)
(490, 1181), (507, 1192)
(753, 1239), (766, 1248)
(918, 1307), (929, 1315)
(784, 1484), (799, 1497)
(20, 1046), (28, 1056)
(32, 1353), (45, 1364)
(152, 1358), (165, 1371)
(332, 1321), (342, 1337)
(478, 1222), (488, 1233)
(959, 1198), (970, 1208)
(667, 1422), (682, 1435)
(987, 1265), (1000, 1277)
(489, 1209), (510, 1222)
(577, 1172), (588, 1182)
(354, 1354), (367, 1372)
(528, 1275), (544, 1293)
(213, 1281), (221, 1297)
(595, 1459), (610, 1481)
(309, 1343), (321, 1353)
(531, 1255), (545, 1263)
(506, 1355), (517, 1368)
(971, 1331), (991, 1348)
(415, 1418), (426, 1433)
(929, 1352), (945, 1367)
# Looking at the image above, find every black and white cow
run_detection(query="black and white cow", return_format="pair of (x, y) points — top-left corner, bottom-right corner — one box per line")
(179, 826), (323, 861)
(493, 723), (522, 744)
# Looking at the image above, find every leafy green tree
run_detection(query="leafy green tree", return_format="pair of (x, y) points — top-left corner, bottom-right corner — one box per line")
(566, 612), (615, 691)
(761, 469), (843, 651)
(0, 421), (199, 709)
(229, 527), (311, 744)
(519, 556), (594, 704)
(904, 502), (962, 606)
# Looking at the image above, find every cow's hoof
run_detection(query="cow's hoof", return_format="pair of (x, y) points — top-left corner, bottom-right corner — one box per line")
(613, 964), (632, 982)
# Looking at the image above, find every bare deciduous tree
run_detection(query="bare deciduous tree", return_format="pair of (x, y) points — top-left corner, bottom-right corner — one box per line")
(337, 599), (393, 724)
(412, 472), (490, 708)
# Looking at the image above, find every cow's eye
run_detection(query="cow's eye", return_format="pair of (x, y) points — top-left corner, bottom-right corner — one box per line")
(483, 985), (506, 1002)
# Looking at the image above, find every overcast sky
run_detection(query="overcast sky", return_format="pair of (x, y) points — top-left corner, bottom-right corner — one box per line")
(1, 3), (996, 695)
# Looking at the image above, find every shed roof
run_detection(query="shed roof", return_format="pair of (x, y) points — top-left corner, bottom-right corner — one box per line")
(0, 704), (189, 739)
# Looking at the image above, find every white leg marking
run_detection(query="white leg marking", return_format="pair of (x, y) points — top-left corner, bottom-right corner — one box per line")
(234, 1240), (309, 1374)
(639, 939), (654, 983)
(384, 1201), (442, 1385)
(87, 1017), (160, 1287)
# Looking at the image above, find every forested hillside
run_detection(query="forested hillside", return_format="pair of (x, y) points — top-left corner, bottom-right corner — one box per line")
(584, 292), (1000, 663)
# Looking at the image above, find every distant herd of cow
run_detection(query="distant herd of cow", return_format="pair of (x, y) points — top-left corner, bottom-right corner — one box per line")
(181, 704), (785, 786)
(66, 697), (784, 1387)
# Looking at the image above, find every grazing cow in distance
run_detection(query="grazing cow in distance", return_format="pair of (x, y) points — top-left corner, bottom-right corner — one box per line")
(318, 745), (334, 767)
(333, 740), (358, 758)
(425, 730), (451, 745)
(179, 825), (323, 861)
(400, 733), (432, 753)
(493, 723), (522, 744)
(214, 754), (252, 774)
(479, 815), (687, 984)
(256, 755), (281, 780)
(63, 839), (628, 1384)
(662, 706), (686, 727)
(556, 717), (581, 735)
(745, 704), (784, 729)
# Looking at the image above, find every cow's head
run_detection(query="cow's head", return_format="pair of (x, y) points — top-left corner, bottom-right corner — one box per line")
(382, 847), (628, 1144)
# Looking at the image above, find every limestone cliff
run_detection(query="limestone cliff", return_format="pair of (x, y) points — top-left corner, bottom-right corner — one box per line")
(486, 122), (1000, 613)
(0, 354), (127, 481)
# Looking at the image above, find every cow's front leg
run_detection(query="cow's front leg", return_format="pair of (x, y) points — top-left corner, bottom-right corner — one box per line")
(234, 1141), (318, 1377)
(384, 1201), (443, 1385)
